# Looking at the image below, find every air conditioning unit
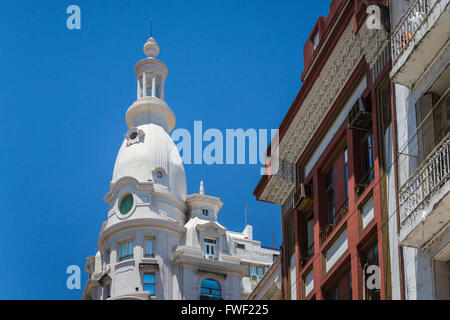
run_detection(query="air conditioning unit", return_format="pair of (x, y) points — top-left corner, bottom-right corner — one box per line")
(250, 274), (259, 281)
(348, 96), (372, 132)
(294, 183), (313, 211)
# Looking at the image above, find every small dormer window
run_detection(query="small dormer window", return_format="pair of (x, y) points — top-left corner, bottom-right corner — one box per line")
(202, 209), (209, 216)
(203, 238), (218, 260)
(312, 30), (320, 50)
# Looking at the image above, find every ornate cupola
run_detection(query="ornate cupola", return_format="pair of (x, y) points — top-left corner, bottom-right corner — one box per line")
(124, 36), (175, 133)
(136, 36), (167, 100)
(112, 34), (187, 202)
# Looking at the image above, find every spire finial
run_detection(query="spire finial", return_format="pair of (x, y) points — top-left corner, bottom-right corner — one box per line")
(199, 181), (204, 195)
(150, 18), (153, 37)
(143, 35), (160, 58)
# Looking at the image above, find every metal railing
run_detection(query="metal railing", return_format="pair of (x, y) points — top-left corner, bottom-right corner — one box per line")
(392, 0), (432, 62)
(301, 243), (315, 266)
(399, 88), (450, 225)
(319, 200), (349, 244)
(118, 254), (133, 262)
(399, 133), (450, 224)
(281, 188), (295, 217)
(235, 248), (275, 261)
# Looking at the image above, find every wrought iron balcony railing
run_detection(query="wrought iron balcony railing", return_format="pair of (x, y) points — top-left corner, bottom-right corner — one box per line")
(399, 88), (450, 225)
(392, 0), (432, 62)
(399, 132), (450, 225)
(118, 254), (133, 262)
(301, 243), (315, 266)
(281, 188), (295, 217)
(319, 200), (349, 244)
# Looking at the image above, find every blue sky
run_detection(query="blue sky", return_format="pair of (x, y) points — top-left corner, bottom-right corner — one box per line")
(0, 0), (330, 299)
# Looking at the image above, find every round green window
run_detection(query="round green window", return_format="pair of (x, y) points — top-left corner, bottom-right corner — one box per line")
(119, 194), (134, 215)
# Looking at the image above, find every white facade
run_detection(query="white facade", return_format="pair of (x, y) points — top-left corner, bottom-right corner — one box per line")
(247, 257), (282, 300)
(227, 225), (280, 299)
(390, 0), (450, 299)
(82, 34), (278, 300)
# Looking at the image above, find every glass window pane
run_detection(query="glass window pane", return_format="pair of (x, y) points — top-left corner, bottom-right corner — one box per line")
(250, 266), (257, 275)
(121, 243), (126, 258)
(143, 284), (155, 295)
(257, 267), (264, 277)
(128, 241), (134, 257)
(200, 279), (221, 299)
(145, 239), (155, 257)
(144, 274), (155, 283)
(143, 273), (155, 295)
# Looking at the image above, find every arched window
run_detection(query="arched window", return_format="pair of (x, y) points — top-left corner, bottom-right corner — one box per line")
(200, 279), (222, 300)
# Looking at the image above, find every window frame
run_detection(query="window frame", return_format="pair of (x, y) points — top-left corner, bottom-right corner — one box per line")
(143, 272), (156, 296)
(200, 279), (222, 300)
(144, 237), (156, 259)
(203, 237), (218, 260)
(118, 239), (134, 262)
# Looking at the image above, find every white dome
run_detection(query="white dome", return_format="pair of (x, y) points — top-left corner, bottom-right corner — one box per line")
(112, 122), (187, 201)
(112, 37), (186, 202)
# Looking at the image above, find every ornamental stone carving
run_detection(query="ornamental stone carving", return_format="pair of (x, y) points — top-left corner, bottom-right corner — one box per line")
(260, 20), (389, 204)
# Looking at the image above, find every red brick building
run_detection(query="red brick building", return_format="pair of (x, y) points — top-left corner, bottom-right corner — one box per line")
(254, 0), (396, 300)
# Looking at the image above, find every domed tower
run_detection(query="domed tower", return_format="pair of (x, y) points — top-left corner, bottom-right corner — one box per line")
(82, 30), (271, 301)
(82, 35), (188, 300)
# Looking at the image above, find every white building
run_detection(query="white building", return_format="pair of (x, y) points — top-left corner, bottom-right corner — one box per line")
(82, 34), (278, 300)
(247, 256), (282, 300)
(227, 225), (280, 299)
(389, 0), (450, 299)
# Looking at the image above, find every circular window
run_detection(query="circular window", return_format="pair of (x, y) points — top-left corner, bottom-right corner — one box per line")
(119, 194), (134, 215)
(130, 131), (138, 140)
(156, 170), (164, 179)
(202, 209), (209, 216)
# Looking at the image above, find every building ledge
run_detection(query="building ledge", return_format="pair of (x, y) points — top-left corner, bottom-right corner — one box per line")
(391, 0), (450, 88)
(400, 180), (450, 248)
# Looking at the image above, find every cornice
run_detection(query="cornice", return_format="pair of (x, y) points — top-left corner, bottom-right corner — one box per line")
(259, 21), (389, 205)
(104, 176), (153, 202)
(195, 220), (227, 235)
(97, 218), (186, 250)
(173, 255), (246, 276)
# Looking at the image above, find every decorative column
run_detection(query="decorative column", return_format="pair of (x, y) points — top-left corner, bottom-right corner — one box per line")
(137, 78), (141, 99)
(143, 72), (147, 97)
(152, 72), (156, 97)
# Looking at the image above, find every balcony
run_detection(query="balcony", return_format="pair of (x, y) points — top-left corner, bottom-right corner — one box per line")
(301, 243), (315, 266)
(391, 0), (450, 88)
(235, 247), (275, 261)
(399, 90), (450, 247)
(319, 201), (349, 244)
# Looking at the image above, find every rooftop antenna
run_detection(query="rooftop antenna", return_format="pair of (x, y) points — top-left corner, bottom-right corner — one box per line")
(150, 18), (153, 37)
